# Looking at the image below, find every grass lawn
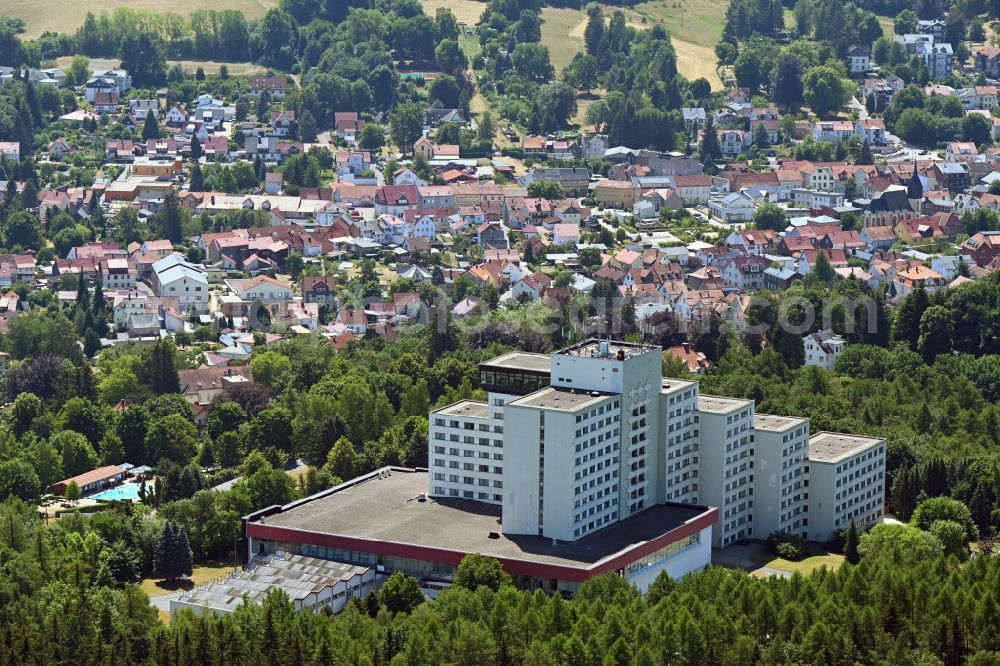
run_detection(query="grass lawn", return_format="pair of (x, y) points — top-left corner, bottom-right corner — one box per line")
(420, 0), (487, 26)
(751, 548), (845, 575)
(10, 0), (273, 39)
(540, 7), (593, 76)
(139, 559), (237, 598)
(459, 32), (483, 60)
(674, 41), (723, 89)
(629, 0), (726, 48)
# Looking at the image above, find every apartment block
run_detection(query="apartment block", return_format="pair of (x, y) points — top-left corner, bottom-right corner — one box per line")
(428, 351), (551, 504)
(752, 414), (811, 539)
(806, 433), (886, 540)
(504, 387), (623, 541)
(660, 379), (700, 504)
(428, 400), (505, 503)
(427, 340), (885, 556)
(696, 395), (756, 547)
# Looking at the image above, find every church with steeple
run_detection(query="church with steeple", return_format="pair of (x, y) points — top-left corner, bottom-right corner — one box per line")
(863, 161), (924, 228)
(906, 160), (923, 214)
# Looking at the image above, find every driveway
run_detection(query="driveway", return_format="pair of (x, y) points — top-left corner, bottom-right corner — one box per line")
(849, 97), (869, 120)
(712, 544), (792, 578)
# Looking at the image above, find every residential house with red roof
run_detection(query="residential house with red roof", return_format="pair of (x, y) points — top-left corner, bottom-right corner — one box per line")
(374, 185), (420, 216)
(962, 231), (1000, 266)
(721, 255), (771, 291)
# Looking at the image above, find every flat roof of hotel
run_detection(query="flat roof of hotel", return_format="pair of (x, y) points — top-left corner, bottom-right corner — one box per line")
(754, 413), (807, 432)
(255, 469), (712, 569)
(808, 432), (884, 463)
(481, 351), (552, 373)
(556, 339), (660, 360)
(508, 386), (613, 412)
(698, 394), (754, 414)
(661, 378), (699, 394)
(433, 400), (490, 419)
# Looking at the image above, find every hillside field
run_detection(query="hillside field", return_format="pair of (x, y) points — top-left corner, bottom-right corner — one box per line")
(539, 3), (725, 89)
(9, 0), (726, 88)
(6, 0), (274, 39)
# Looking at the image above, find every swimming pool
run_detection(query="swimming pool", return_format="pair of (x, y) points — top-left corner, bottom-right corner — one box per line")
(91, 481), (145, 502)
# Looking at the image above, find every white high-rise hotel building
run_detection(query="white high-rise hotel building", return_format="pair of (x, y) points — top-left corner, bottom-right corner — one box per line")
(429, 340), (885, 548)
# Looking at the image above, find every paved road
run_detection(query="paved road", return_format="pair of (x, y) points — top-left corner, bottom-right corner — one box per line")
(849, 97), (869, 120)
(149, 590), (186, 611)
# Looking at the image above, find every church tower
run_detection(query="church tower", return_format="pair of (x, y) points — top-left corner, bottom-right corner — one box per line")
(906, 160), (923, 214)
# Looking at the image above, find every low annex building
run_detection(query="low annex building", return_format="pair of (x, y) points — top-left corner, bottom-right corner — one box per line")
(243, 468), (716, 596)
(171, 552), (374, 616)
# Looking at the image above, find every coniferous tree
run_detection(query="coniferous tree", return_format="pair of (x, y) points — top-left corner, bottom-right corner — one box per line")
(156, 190), (184, 243)
(256, 90), (270, 120)
(699, 115), (722, 165)
(146, 338), (180, 394)
(75, 272), (90, 312)
(91, 282), (105, 318)
(190, 135), (202, 161)
(152, 521), (175, 578)
(189, 164), (204, 192)
(83, 329), (102, 357)
(143, 110), (159, 141)
(584, 4), (605, 57)
(845, 520), (860, 564)
(892, 287), (929, 350)
(856, 140), (874, 165)
(174, 525), (193, 578)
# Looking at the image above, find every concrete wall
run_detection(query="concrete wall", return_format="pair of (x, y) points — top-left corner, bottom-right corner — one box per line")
(501, 404), (543, 536)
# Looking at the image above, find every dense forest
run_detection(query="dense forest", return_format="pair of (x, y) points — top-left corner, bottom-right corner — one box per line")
(2, 495), (1000, 665)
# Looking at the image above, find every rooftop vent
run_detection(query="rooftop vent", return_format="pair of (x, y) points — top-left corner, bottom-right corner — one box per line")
(488, 531), (500, 540)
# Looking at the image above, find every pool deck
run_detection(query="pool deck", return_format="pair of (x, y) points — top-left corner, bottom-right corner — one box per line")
(89, 481), (145, 501)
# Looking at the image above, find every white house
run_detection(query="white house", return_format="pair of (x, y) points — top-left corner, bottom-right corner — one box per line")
(392, 167), (427, 187)
(812, 121), (855, 143)
(165, 105), (188, 125)
(152, 254), (208, 313)
(855, 118), (886, 146)
(846, 46), (871, 76)
(553, 223), (580, 246)
(804, 329), (846, 370)
(229, 275), (294, 302)
(721, 255), (770, 291)
(85, 69), (131, 101)
(709, 190), (756, 223)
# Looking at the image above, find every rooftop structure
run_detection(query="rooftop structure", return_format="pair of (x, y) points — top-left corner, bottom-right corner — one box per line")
(697, 394), (754, 414)
(507, 386), (612, 412)
(479, 351), (552, 396)
(434, 399), (489, 419)
(556, 339), (660, 360)
(808, 432), (886, 463)
(171, 552), (373, 616)
(481, 351), (552, 373)
(753, 413), (806, 432)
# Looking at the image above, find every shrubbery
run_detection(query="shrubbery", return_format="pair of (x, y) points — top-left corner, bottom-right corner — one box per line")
(766, 531), (809, 561)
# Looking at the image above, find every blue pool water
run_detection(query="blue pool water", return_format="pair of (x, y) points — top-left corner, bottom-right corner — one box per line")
(91, 481), (144, 501)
